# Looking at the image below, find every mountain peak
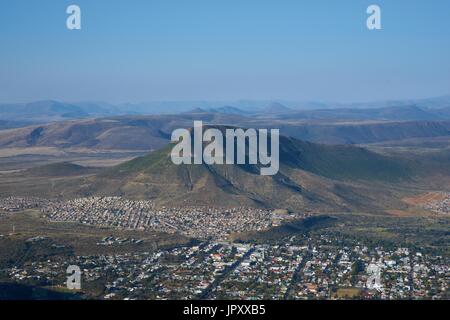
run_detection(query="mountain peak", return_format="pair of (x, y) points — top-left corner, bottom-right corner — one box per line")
(263, 102), (292, 114)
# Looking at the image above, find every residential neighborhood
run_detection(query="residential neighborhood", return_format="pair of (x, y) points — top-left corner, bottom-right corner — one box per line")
(2, 234), (448, 300)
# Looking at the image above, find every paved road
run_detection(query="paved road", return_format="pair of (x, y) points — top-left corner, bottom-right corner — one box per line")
(284, 249), (312, 299)
(197, 246), (256, 300)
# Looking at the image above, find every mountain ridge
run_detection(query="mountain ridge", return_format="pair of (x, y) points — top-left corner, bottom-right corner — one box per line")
(0, 115), (449, 149)
(71, 130), (413, 211)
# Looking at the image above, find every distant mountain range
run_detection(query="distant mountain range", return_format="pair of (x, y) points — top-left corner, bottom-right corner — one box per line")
(273, 105), (450, 121)
(0, 113), (449, 149)
(0, 100), (122, 124)
(0, 95), (449, 126)
(187, 106), (250, 115)
(0, 96), (449, 152)
(338, 95), (450, 110)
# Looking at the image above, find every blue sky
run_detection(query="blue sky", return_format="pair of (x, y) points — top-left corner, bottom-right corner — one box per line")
(0, 0), (449, 103)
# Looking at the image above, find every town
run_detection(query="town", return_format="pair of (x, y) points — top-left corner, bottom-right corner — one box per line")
(39, 197), (297, 240)
(0, 196), (448, 300)
(0, 197), (49, 214)
(422, 193), (450, 215)
(1, 234), (447, 300)
(0, 196), (298, 240)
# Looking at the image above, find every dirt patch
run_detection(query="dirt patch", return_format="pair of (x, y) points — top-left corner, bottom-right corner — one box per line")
(403, 192), (448, 206)
(386, 210), (416, 217)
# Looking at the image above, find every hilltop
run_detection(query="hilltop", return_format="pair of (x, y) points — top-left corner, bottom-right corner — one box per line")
(25, 162), (97, 177)
(70, 130), (413, 212)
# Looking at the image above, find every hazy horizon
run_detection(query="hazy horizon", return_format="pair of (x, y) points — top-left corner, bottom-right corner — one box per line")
(2, 94), (450, 109)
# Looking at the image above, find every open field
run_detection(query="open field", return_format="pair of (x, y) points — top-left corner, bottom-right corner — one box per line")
(334, 288), (363, 299)
(0, 147), (148, 171)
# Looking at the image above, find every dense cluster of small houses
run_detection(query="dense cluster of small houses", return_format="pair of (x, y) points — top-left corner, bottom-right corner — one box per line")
(3, 235), (448, 300)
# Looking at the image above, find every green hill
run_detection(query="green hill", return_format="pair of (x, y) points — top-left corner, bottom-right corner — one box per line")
(75, 130), (413, 211)
(26, 162), (96, 177)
